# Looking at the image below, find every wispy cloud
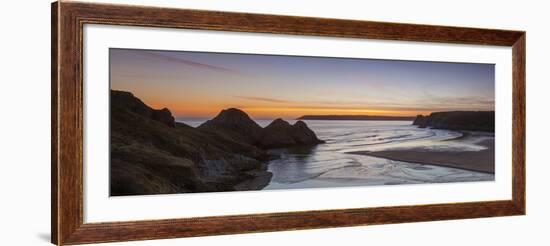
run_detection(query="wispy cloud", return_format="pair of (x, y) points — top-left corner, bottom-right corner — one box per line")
(420, 93), (494, 109)
(233, 95), (493, 113)
(234, 96), (291, 103)
(141, 51), (243, 75)
(437, 96), (494, 106)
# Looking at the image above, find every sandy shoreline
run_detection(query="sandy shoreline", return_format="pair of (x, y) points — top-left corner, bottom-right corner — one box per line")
(347, 135), (495, 174)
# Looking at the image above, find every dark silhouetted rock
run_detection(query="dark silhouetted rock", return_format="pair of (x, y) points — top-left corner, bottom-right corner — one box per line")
(258, 119), (296, 148)
(257, 118), (325, 149)
(292, 120), (325, 145)
(198, 108), (263, 144)
(110, 90), (271, 196)
(412, 115), (428, 128)
(111, 90), (175, 128)
(110, 91), (327, 195)
(412, 111), (494, 132)
(199, 109), (325, 149)
(151, 108), (176, 127)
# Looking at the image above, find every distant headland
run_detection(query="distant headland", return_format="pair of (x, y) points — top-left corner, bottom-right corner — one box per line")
(413, 111), (495, 132)
(297, 115), (416, 121)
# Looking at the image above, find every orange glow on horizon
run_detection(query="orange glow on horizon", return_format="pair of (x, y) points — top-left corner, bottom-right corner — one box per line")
(238, 107), (424, 119)
(149, 101), (430, 119)
(140, 92), (475, 120)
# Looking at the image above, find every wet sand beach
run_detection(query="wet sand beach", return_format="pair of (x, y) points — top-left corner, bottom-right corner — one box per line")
(261, 121), (495, 190)
(347, 133), (494, 174)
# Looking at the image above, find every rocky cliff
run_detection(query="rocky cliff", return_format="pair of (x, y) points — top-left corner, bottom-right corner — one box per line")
(110, 90), (324, 196)
(111, 90), (176, 127)
(110, 90), (272, 196)
(413, 111), (495, 132)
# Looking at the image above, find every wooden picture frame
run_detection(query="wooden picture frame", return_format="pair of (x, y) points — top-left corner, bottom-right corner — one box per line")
(52, 1), (525, 245)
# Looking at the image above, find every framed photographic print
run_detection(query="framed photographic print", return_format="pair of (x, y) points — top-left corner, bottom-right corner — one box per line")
(52, 1), (525, 245)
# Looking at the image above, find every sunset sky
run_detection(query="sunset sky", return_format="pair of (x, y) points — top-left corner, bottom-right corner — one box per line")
(110, 48), (495, 120)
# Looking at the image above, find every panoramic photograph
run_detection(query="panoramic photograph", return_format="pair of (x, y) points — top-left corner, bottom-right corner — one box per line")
(109, 48), (495, 196)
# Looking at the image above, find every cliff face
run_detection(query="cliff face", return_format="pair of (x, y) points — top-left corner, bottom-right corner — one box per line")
(412, 111), (495, 132)
(110, 90), (324, 196)
(110, 90), (272, 196)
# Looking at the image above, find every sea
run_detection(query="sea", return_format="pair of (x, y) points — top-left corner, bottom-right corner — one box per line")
(178, 119), (495, 190)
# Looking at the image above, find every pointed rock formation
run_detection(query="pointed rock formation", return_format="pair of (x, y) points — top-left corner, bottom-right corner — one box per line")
(198, 109), (325, 149)
(258, 118), (325, 149)
(292, 120), (325, 145)
(258, 119), (296, 148)
(198, 108), (263, 143)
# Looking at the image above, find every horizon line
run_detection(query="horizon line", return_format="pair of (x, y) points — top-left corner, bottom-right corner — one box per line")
(172, 111), (495, 121)
(174, 114), (419, 120)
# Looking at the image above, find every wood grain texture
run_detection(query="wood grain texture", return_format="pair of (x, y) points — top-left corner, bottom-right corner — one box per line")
(512, 34), (526, 213)
(63, 201), (520, 245)
(65, 1), (524, 46)
(52, 1), (85, 244)
(51, 1), (526, 245)
(51, 2), (59, 244)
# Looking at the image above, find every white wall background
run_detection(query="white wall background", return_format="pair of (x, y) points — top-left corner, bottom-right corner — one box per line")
(0, 0), (547, 245)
